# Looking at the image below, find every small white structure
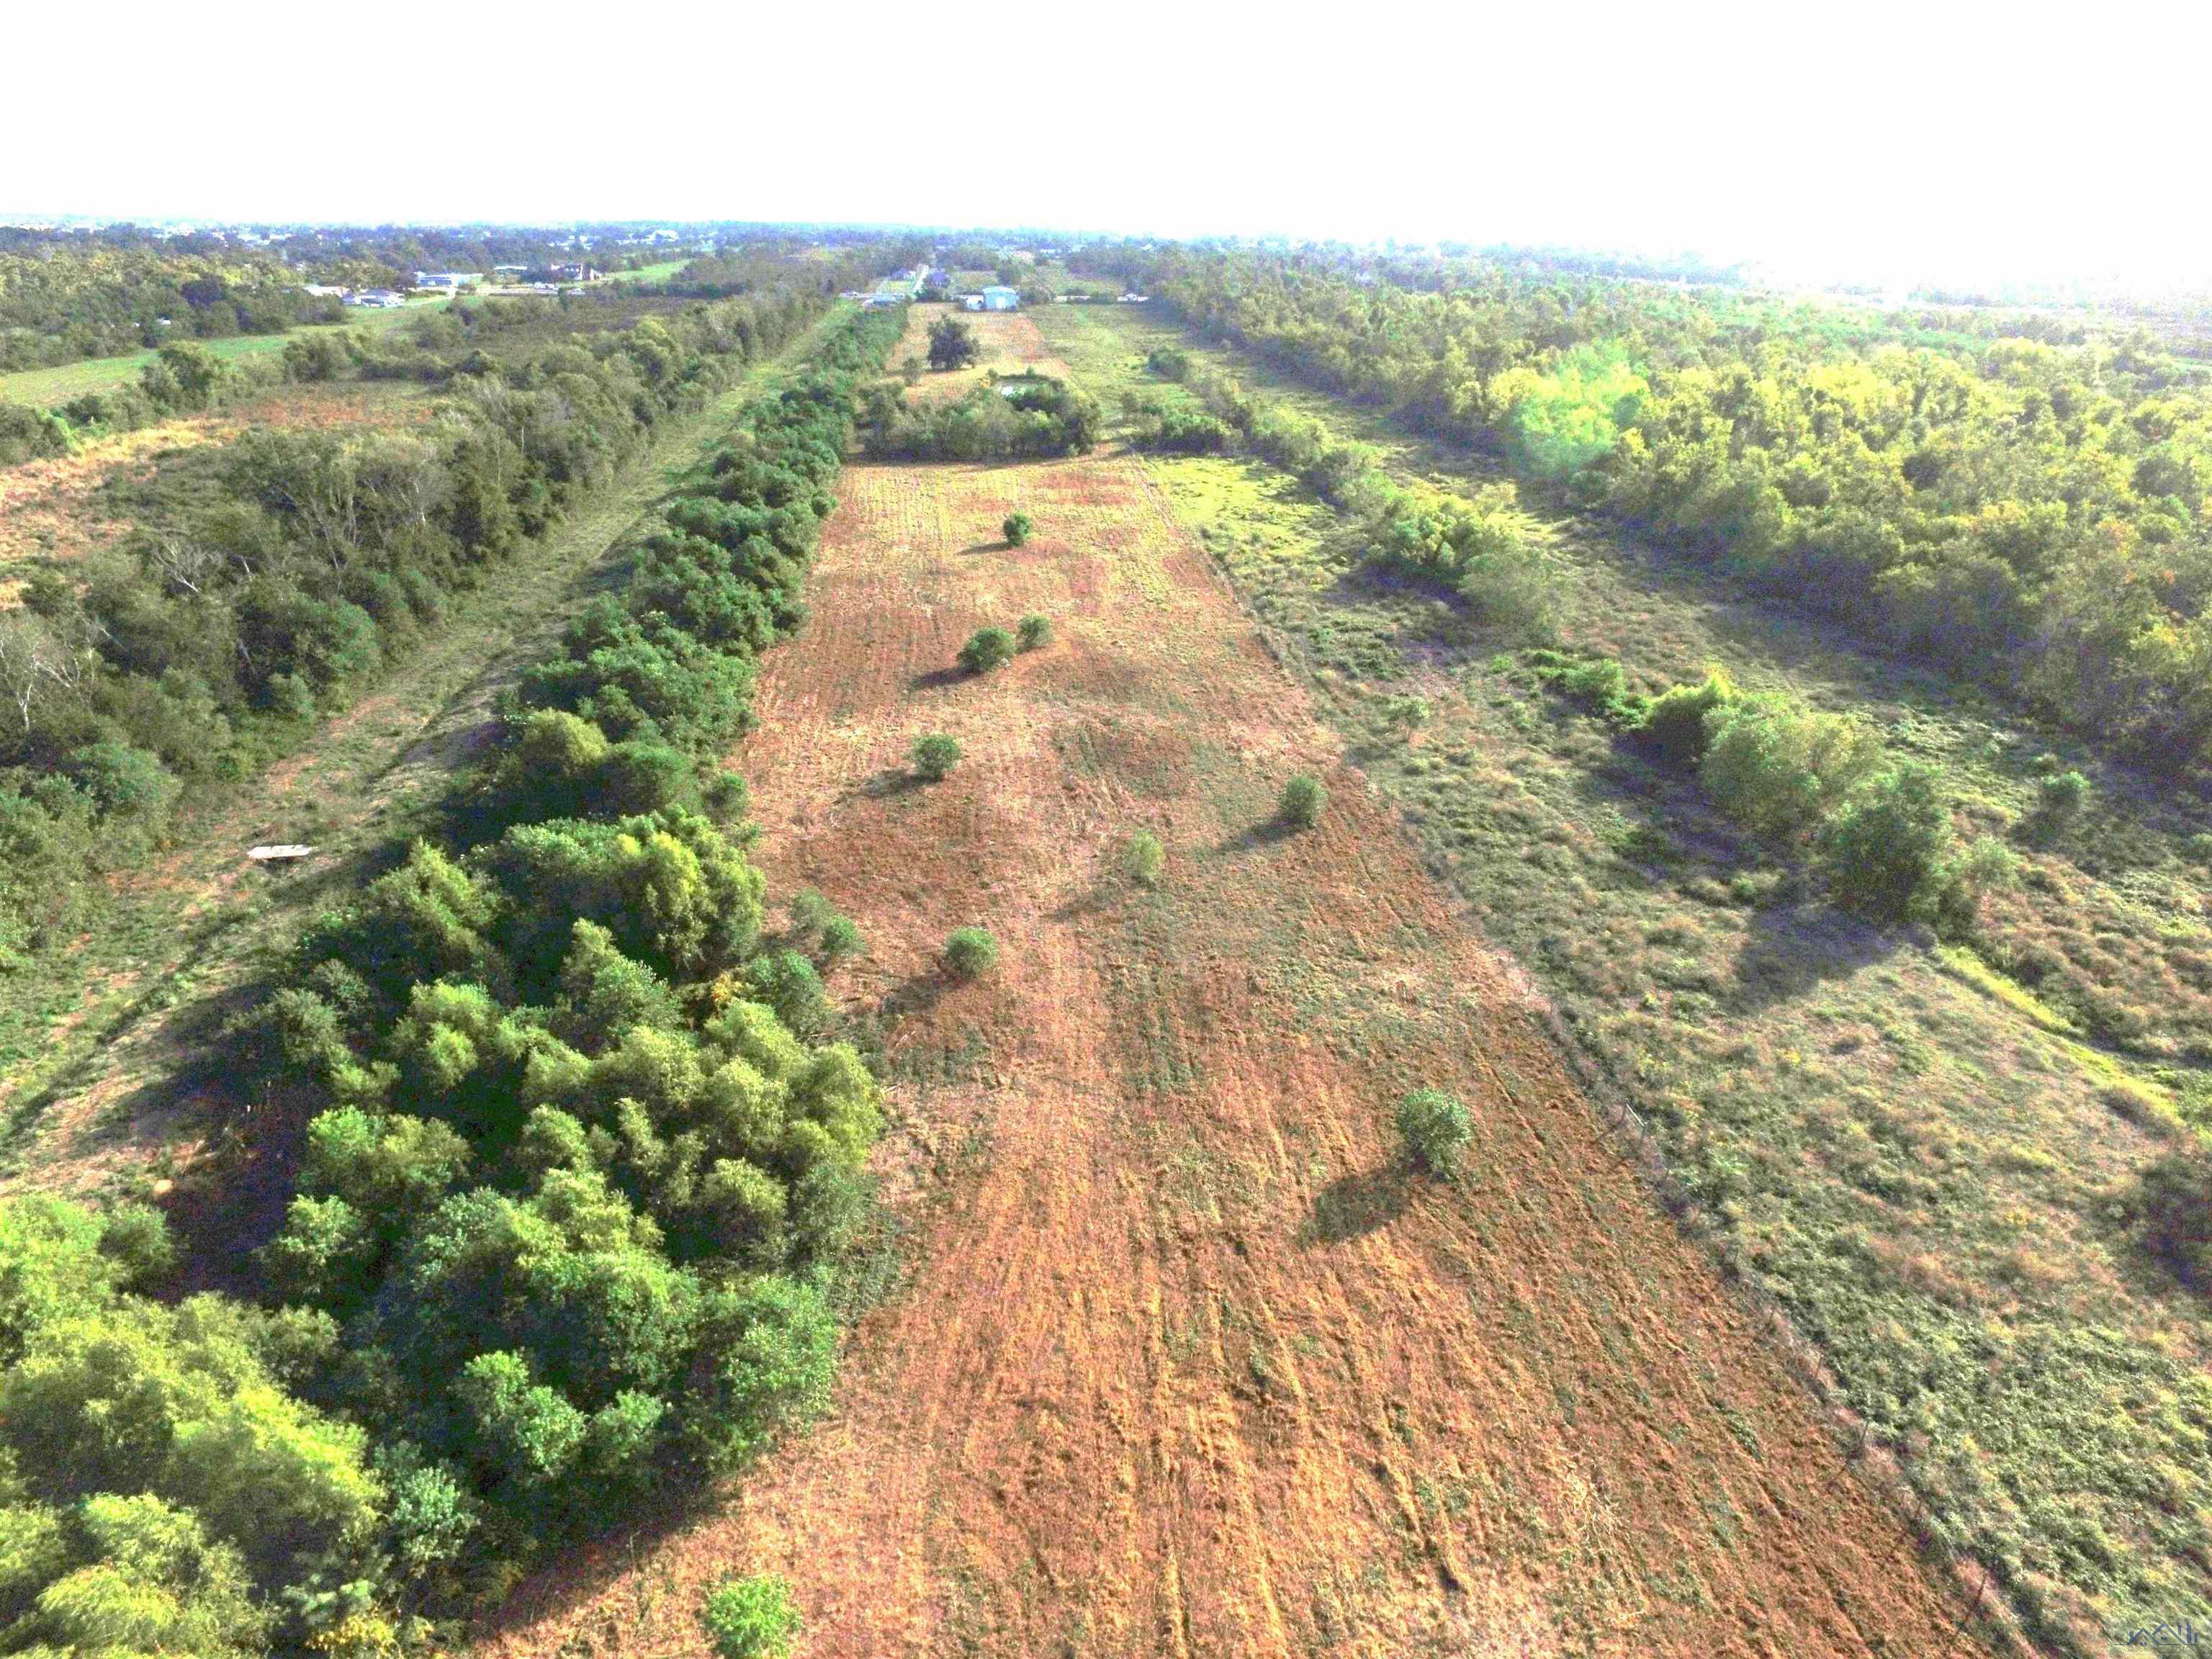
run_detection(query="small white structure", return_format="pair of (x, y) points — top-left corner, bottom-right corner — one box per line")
(247, 844), (318, 863)
(346, 289), (406, 308)
(980, 285), (1020, 311)
(412, 271), (482, 290)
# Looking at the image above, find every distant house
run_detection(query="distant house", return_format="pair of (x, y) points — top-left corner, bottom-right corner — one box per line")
(412, 271), (482, 290)
(980, 286), (1020, 311)
(300, 284), (347, 298)
(346, 289), (405, 308)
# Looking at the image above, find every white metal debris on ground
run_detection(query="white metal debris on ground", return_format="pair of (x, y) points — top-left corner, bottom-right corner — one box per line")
(246, 845), (318, 861)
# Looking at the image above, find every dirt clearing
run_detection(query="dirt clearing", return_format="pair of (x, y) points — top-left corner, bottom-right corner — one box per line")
(477, 452), (1998, 1658)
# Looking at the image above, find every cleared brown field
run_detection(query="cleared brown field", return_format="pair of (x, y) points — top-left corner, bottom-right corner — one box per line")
(477, 454), (2000, 1658)
(0, 423), (222, 578)
(890, 302), (1076, 403)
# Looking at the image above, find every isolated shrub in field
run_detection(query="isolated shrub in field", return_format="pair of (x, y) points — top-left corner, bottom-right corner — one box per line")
(1814, 761), (1985, 927)
(1635, 665), (1737, 767)
(1381, 694), (1431, 738)
(2034, 768), (2091, 832)
(1017, 613), (1052, 651)
(943, 927), (999, 979)
(1279, 773), (1327, 829)
(1554, 656), (1640, 723)
(958, 627), (1017, 675)
(1144, 345), (1191, 380)
(818, 914), (863, 963)
(1002, 511), (1034, 547)
(1397, 1089), (1472, 1178)
(1699, 696), (1883, 840)
(701, 1573), (801, 1659)
(786, 887), (835, 938)
(912, 732), (963, 780)
(1120, 830), (1165, 888)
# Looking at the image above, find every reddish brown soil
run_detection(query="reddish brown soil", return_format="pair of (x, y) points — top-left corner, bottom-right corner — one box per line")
(477, 455), (1998, 1658)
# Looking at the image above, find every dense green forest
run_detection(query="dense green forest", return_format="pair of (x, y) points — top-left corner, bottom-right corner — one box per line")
(1087, 244), (2212, 769)
(0, 304), (902, 1655)
(0, 283), (830, 971)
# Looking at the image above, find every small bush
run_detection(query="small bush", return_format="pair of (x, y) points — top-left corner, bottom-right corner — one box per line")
(958, 628), (1017, 675)
(786, 888), (835, 938)
(1016, 613), (1053, 652)
(701, 1574), (801, 1659)
(1279, 774), (1327, 829)
(1635, 666), (1737, 768)
(1120, 830), (1165, 888)
(912, 732), (963, 780)
(818, 914), (863, 963)
(1397, 1089), (1472, 1178)
(1815, 762), (2003, 934)
(1699, 696), (1883, 840)
(2033, 768), (2091, 835)
(1002, 511), (1034, 547)
(944, 927), (999, 979)
(1554, 656), (1642, 723)
(1381, 694), (1431, 737)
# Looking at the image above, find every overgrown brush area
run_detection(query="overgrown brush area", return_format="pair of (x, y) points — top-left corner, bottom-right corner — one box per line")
(1046, 298), (2212, 1655)
(0, 306), (902, 1655)
(0, 282), (831, 976)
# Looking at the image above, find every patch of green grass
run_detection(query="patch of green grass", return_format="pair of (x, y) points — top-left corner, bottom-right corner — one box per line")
(0, 300), (449, 407)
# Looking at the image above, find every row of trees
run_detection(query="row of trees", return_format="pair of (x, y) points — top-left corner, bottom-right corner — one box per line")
(1112, 247), (2212, 768)
(1148, 353), (1555, 639)
(0, 305), (905, 1654)
(0, 286), (828, 972)
(860, 374), (1100, 462)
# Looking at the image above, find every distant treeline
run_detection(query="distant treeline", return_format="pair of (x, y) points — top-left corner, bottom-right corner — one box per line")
(0, 228), (814, 377)
(0, 304), (902, 1656)
(1084, 245), (2212, 768)
(0, 284), (830, 971)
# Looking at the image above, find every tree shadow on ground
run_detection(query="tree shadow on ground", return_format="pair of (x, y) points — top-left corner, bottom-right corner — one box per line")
(876, 971), (951, 1025)
(1299, 1165), (1410, 1246)
(908, 665), (969, 693)
(1729, 899), (1900, 1015)
(851, 768), (925, 802)
(1211, 817), (1304, 857)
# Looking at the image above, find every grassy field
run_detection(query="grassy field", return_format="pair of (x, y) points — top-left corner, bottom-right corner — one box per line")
(1037, 301), (2212, 1654)
(0, 314), (849, 1208)
(0, 298), (449, 408)
(606, 258), (690, 283)
(474, 368), (1997, 1655)
(886, 301), (1074, 401)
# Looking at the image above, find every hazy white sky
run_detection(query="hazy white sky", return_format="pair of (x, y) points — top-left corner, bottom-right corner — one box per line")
(9, 0), (2208, 289)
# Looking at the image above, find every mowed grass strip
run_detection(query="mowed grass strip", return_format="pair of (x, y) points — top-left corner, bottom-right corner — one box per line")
(1040, 297), (2212, 1653)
